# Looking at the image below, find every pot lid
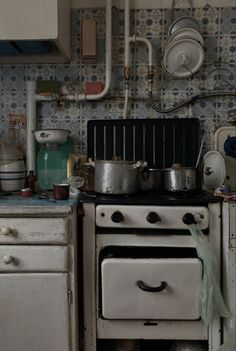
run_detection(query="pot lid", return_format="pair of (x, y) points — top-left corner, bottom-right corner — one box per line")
(163, 38), (204, 78)
(168, 16), (201, 37)
(167, 28), (204, 46)
(202, 150), (226, 191)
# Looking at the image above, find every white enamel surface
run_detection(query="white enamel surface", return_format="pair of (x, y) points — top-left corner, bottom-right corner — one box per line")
(203, 150), (226, 191)
(163, 38), (204, 78)
(214, 126), (236, 190)
(101, 257), (202, 319)
(96, 205), (209, 229)
(214, 126), (236, 154)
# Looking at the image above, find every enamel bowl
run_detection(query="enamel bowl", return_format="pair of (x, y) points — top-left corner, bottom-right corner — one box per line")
(32, 129), (70, 144)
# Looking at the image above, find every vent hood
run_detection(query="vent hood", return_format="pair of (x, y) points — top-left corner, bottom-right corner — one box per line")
(0, 0), (70, 63)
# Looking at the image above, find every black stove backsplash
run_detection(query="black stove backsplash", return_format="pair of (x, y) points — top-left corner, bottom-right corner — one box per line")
(87, 118), (200, 168)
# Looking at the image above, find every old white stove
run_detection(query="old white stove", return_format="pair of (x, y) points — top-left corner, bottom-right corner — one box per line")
(82, 192), (222, 351)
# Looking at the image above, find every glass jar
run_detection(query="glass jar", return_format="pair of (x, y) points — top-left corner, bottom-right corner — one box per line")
(37, 143), (67, 190)
(77, 163), (94, 192)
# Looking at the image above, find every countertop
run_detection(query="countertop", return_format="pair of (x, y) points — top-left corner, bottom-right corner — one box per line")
(0, 193), (78, 215)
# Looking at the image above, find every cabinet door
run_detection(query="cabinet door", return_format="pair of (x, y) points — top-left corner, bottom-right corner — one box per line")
(0, 273), (70, 351)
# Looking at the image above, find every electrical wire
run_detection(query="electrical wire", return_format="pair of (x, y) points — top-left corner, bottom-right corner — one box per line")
(149, 90), (236, 114)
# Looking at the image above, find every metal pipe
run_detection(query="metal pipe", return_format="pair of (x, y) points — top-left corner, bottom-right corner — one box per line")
(123, 0), (131, 119)
(26, 81), (37, 172)
(149, 85), (236, 114)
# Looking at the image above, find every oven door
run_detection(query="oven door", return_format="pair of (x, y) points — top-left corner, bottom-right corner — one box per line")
(101, 257), (202, 320)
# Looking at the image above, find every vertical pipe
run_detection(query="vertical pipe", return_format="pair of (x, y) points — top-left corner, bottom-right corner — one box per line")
(26, 80), (37, 173)
(86, 0), (112, 100)
(123, 0), (131, 119)
(125, 0), (130, 67)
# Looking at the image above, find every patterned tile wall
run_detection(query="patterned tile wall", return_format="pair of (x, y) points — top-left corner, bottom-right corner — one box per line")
(0, 5), (235, 154)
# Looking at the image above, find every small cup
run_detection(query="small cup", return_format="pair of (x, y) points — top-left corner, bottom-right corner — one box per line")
(21, 188), (32, 197)
(53, 184), (69, 200)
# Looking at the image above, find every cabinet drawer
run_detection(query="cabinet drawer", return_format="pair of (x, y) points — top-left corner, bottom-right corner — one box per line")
(0, 218), (68, 244)
(0, 246), (68, 272)
(101, 257), (202, 320)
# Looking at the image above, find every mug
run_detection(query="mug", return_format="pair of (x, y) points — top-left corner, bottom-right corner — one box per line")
(53, 184), (69, 200)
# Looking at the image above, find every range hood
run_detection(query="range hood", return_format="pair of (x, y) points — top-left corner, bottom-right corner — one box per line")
(0, 0), (70, 63)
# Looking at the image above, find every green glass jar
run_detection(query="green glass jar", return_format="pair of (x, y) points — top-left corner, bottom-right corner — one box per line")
(37, 143), (67, 190)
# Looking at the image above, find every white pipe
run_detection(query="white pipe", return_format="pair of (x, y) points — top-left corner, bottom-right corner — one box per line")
(123, 0), (154, 119)
(125, 0), (130, 67)
(26, 0), (112, 172)
(26, 81), (37, 173)
(60, 0), (112, 102)
(123, 86), (129, 119)
(86, 0), (112, 100)
(123, 0), (130, 119)
(36, 0), (112, 103)
(129, 35), (154, 67)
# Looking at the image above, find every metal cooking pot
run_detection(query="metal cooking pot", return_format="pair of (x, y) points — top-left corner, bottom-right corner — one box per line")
(162, 163), (197, 192)
(95, 160), (143, 194)
(138, 168), (161, 191)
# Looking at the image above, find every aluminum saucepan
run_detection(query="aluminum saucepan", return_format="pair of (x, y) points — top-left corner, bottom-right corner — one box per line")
(94, 160), (145, 194)
(138, 168), (161, 191)
(162, 163), (197, 192)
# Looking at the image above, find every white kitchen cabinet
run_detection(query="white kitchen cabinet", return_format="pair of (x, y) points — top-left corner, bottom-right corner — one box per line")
(0, 203), (78, 351)
(0, 273), (70, 351)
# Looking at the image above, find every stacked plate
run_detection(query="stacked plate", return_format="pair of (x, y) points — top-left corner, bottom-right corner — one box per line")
(0, 160), (26, 191)
(163, 16), (204, 79)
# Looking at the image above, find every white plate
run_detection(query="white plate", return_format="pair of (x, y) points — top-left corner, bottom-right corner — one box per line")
(202, 150), (226, 191)
(167, 28), (204, 46)
(163, 38), (204, 79)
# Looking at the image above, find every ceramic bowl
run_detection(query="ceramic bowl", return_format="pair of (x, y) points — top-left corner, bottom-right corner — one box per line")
(32, 129), (70, 144)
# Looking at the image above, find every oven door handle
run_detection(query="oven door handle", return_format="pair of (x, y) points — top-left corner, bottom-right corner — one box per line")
(136, 280), (167, 292)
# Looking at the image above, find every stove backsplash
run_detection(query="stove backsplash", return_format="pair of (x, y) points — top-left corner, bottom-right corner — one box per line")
(0, 6), (235, 154)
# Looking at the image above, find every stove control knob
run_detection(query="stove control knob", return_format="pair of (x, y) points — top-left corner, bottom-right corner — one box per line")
(146, 212), (161, 224)
(111, 211), (124, 223)
(182, 213), (197, 225)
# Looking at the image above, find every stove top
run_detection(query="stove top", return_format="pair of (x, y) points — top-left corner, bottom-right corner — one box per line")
(81, 190), (221, 206)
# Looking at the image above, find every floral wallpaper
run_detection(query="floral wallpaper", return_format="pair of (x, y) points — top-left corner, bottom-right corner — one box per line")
(0, 5), (235, 154)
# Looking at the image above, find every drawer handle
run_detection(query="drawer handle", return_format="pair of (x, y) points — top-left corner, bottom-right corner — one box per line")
(0, 227), (12, 236)
(136, 280), (167, 292)
(3, 255), (15, 265)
